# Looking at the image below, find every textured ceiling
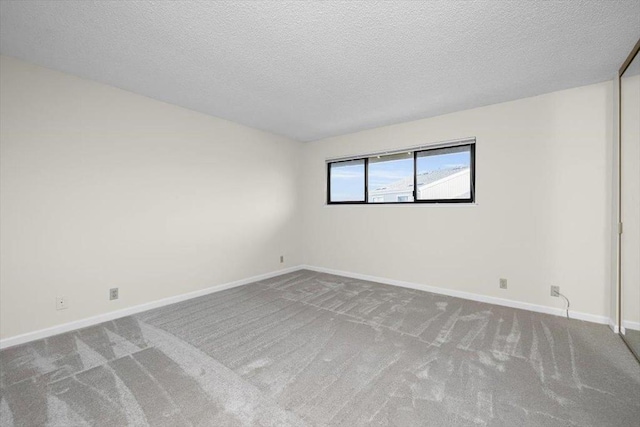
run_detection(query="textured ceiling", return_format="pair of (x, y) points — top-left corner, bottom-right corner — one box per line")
(1, 1), (639, 142)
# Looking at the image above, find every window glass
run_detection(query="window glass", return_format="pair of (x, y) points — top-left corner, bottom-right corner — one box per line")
(329, 159), (365, 202)
(416, 145), (472, 201)
(368, 152), (414, 203)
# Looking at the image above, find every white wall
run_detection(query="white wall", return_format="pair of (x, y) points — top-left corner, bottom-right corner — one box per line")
(621, 72), (640, 327)
(611, 73), (620, 330)
(0, 56), (302, 340)
(0, 55), (617, 341)
(301, 81), (614, 319)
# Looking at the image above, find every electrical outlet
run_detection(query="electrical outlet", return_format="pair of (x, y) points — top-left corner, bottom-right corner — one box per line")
(551, 285), (560, 297)
(280, 255), (284, 264)
(56, 296), (68, 310)
(110, 288), (119, 300)
(499, 278), (507, 289)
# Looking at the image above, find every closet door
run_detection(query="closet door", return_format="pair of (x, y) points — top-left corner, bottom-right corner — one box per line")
(620, 43), (640, 360)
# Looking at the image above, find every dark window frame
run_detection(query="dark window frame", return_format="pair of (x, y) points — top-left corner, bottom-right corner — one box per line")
(327, 142), (475, 205)
(326, 158), (368, 204)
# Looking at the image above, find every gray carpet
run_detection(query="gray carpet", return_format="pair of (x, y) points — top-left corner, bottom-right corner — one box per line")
(1, 270), (639, 426)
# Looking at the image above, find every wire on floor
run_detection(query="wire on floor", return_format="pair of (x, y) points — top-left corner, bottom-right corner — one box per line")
(558, 292), (570, 319)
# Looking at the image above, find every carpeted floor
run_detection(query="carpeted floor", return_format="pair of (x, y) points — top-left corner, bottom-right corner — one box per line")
(1, 270), (639, 426)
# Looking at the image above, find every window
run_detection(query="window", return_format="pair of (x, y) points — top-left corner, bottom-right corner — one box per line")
(416, 145), (473, 202)
(368, 152), (414, 203)
(327, 140), (475, 204)
(328, 159), (365, 203)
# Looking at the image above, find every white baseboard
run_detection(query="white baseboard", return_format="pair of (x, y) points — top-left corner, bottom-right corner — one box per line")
(0, 266), (304, 350)
(301, 265), (611, 325)
(622, 320), (640, 332)
(1, 264), (614, 350)
(609, 319), (620, 334)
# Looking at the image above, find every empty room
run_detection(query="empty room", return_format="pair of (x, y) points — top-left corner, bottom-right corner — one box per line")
(1, 1), (639, 426)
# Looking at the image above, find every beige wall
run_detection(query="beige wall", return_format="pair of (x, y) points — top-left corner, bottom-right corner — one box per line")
(0, 56), (302, 339)
(0, 55), (617, 341)
(301, 81), (614, 319)
(621, 72), (640, 327)
(611, 73), (620, 329)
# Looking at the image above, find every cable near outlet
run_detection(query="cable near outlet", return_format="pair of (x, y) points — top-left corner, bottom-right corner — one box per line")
(558, 292), (570, 319)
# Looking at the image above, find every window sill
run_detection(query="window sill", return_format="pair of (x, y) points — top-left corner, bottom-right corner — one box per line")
(325, 202), (479, 207)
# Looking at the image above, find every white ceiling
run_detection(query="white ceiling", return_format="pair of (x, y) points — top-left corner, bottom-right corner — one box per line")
(1, 1), (639, 142)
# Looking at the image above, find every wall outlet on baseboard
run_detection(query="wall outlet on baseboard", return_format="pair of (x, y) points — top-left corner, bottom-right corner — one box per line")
(56, 296), (68, 310)
(280, 255), (284, 264)
(499, 278), (507, 289)
(110, 288), (119, 300)
(550, 285), (560, 297)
